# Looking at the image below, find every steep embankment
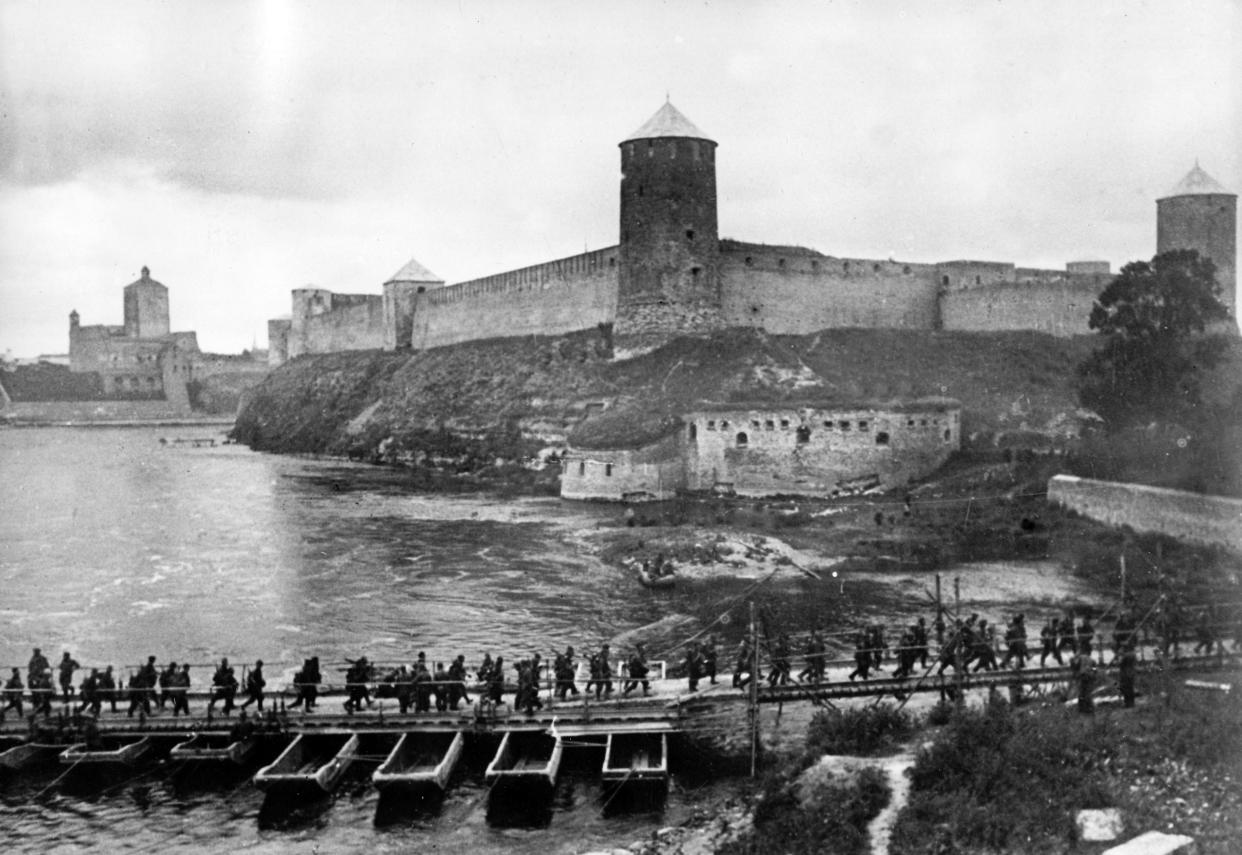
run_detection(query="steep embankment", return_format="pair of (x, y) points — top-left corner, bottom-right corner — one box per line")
(233, 328), (1104, 464)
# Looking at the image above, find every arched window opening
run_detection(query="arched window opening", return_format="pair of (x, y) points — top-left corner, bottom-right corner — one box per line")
(689, 423), (697, 440)
(605, 463), (613, 476)
(944, 429), (952, 442)
(764, 420), (775, 431)
(941, 275), (949, 286)
(735, 432), (749, 447)
(839, 420), (851, 432)
(796, 425), (811, 444)
(858, 420), (869, 432)
(578, 460), (585, 475)
(876, 431), (890, 446)
(720, 420), (730, 429)
(780, 419), (790, 429)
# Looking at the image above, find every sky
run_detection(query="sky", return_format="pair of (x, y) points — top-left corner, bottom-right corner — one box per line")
(1, 0), (1239, 357)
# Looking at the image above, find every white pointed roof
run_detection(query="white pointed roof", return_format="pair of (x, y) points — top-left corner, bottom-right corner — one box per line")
(623, 100), (713, 143)
(385, 257), (443, 284)
(1162, 162), (1235, 199)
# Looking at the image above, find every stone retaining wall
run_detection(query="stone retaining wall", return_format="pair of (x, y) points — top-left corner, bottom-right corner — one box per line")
(1048, 474), (1242, 553)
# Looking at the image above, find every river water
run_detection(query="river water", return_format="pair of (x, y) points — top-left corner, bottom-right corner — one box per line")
(0, 426), (739, 854)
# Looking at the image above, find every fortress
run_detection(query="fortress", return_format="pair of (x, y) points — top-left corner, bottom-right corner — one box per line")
(266, 101), (1237, 366)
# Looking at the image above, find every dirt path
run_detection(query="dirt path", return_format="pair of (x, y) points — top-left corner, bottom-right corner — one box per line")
(869, 751), (917, 855)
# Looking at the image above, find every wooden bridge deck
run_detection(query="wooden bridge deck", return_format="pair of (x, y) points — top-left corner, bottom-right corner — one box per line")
(2, 653), (1234, 743)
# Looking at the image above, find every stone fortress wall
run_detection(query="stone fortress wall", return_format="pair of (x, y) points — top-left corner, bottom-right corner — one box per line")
(267, 102), (1235, 365)
(412, 246), (619, 350)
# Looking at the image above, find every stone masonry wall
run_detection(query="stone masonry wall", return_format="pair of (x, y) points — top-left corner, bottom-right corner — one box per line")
(561, 432), (684, 501)
(300, 294), (386, 354)
(940, 272), (1105, 336)
(685, 402), (960, 497)
(719, 245), (940, 332)
(412, 247), (619, 350)
(1048, 475), (1242, 554)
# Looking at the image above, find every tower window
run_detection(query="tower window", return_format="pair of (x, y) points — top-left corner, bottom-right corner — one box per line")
(605, 463), (613, 476)
(859, 420), (869, 431)
(686, 229), (695, 241)
(941, 275), (949, 286)
(689, 423), (697, 440)
(876, 432), (890, 446)
(578, 460), (585, 475)
(811, 260), (819, 271)
(707, 420), (716, 430)
(720, 420), (729, 429)
(780, 419), (790, 429)
(796, 426), (811, 444)
(823, 420), (833, 429)
(735, 432), (749, 447)
(609, 257), (616, 267)
(778, 258), (785, 268)
(873, 263), (881, 272)
(839, 420), (851, 431)
(844, 261), (851, 273)
(751, 419), (760, 428)
(764, 420), (775, 431)
(745, 257), (753, 266)
(944, 429), (952, 442)
(903, 265), (911, 274)
(638, 185), (645, 197)
(691, 267), (701, 279)
(975, 275), (981, 284)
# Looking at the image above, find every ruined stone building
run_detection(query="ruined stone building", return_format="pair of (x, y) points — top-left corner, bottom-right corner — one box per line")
(560, 399), (962, 501)
(267, 100), (1237, 364)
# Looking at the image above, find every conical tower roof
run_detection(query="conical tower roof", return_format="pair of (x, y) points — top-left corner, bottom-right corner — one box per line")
(623, 100), (713, 143)
(1161, 161), (1235, 199)
(385, 256), (443, 284)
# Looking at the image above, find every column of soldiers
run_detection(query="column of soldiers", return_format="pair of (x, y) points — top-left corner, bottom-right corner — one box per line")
(3, 605), (1237, 723)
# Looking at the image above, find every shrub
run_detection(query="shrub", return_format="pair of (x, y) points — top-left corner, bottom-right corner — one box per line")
(721, 763), (891, 855)
(806, 703), (915, 757)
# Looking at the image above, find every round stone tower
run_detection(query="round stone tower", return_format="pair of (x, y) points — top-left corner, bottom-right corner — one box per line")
(1157, 162), (1237, 324)
(617, 100), (721, 338)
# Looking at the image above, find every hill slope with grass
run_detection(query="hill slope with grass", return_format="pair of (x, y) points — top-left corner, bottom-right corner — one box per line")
(232, 327), (1125, 463)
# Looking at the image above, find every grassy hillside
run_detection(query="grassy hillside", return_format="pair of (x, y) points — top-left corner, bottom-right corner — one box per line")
(233, 328), (1108, 456)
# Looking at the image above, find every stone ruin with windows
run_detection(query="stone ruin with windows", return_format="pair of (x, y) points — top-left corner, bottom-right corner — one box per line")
(560, 398), (961, 501)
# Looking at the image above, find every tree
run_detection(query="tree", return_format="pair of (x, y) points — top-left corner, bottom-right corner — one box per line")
(1077, 249), (1232, 430)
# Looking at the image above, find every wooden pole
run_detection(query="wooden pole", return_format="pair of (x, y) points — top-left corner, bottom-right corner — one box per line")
(935, 574), (943, 645)
(749, 600), (759, 778)
(954, 575), (963, 704)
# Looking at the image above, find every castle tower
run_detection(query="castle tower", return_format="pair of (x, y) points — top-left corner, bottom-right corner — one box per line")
(617, 100), (721, 337)
(122, 265), (170, 339)
(383, 257), (444, 350)
(1157, 162), (1237, 323)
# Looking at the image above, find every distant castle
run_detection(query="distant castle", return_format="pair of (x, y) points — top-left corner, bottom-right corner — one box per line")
(68, 266), (202, 406)
(65, 267), (266, 409)
(267, 101), (1237, 366)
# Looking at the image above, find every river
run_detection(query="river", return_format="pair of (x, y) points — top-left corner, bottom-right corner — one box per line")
(0, 426), (733, 854)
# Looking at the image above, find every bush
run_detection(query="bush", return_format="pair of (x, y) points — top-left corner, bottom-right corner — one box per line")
(721, 763), (891, 855)
(806, 703), (915, 756)
(892, 699), (1115, 853)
